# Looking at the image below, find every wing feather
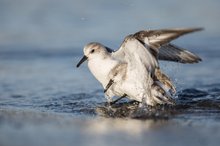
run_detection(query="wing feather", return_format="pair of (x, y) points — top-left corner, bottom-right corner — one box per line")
(134, 28), (203, 49)
(158, 44), (202, 63)
(113, 28), (202, 64)
(112, 35), (158, 72)
(133, 28), (203, 63)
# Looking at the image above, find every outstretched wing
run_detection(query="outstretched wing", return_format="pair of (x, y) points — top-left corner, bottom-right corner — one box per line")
(133, 28), (203, 63)
(112, 35), (158, 73)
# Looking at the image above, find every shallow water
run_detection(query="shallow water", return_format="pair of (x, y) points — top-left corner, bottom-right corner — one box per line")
(1, 0), (220, 146)
(0, 46), (220, 146)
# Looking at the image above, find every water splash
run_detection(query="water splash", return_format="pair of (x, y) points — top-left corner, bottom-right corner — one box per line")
(96, 85), (220, 119)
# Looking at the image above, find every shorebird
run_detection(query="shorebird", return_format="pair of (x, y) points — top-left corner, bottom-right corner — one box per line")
(76, 28), (202, 106)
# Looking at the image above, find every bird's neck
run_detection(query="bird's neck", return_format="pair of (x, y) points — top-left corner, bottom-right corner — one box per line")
(88, 56), (118, 87)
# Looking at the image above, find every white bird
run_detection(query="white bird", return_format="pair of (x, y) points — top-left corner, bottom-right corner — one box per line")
(76, 28), (202, 106)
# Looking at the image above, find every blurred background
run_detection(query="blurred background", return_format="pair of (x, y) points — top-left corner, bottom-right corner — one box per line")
(0, 0), (220, 146)
(0, 0), (219, 50)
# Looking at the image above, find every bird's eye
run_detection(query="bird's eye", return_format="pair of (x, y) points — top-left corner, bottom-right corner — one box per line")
(91, 49), (95, 53)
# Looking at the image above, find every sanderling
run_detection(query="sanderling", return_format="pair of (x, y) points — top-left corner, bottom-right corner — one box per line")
(76, 28), (202, 106)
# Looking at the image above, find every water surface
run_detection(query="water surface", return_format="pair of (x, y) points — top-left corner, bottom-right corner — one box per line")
(0, 0), (220, 146)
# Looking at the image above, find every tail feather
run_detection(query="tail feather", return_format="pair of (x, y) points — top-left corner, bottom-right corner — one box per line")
(151, 81), (175, 105)
(154, 68), (176, 95)
(151, 68), (176, 105)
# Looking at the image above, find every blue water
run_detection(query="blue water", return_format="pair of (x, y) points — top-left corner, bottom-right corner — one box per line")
(0, 0), (220, 146)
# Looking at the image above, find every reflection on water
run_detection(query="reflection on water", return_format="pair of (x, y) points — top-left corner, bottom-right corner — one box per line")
(1, 108), (220, 146)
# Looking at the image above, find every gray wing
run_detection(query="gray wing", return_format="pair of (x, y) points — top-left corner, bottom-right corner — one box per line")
(134, 28), (203, 49)
(133, 28), (203, 63)
(158, 44), (202, 63)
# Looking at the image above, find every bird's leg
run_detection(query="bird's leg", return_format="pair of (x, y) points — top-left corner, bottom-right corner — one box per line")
(104, 79), (114, 93)
(110, 94), (127, 105)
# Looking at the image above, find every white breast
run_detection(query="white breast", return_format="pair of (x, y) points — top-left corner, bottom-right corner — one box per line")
(88, 57), (118, 87)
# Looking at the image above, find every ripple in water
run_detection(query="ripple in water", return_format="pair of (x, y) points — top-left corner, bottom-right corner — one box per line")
(1, 83), (220, 120)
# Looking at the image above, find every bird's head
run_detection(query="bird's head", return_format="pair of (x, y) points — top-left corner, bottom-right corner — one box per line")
(76, 42), (110, 68)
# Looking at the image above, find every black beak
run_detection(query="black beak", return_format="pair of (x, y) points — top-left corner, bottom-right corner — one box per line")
(76, 55), (88, 68)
